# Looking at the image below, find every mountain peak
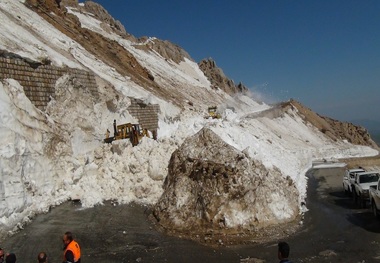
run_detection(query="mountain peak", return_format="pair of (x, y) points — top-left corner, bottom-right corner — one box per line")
(198, 58), (248, 95)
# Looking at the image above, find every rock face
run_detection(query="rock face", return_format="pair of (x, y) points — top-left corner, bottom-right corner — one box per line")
(27, 0), (62, 9)
(60, 1), (127, 35)
(138, 37), (192, 64)
(82, 1), (127, 35)
(61, 0), (77, 7)
(153, 128), (299, 237)
(288, 99), (379, 149)
(199, 58), (249, 95)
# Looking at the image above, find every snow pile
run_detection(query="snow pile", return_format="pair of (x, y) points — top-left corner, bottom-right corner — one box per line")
(0, 0), (378, 237)
(154, 128), (299, 232)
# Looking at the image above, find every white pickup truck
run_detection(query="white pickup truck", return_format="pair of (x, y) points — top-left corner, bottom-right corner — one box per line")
(370, 178), (380, 218)
(343, 168), (365, 195)
(353, 171), (380, 208)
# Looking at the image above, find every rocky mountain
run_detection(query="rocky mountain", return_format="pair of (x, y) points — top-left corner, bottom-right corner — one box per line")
(287, 99), (379, 150)
(0, 0), (378, 243)
(11, 0), (378, 146)
(242, 99), (378, 150)
(199, 58), (249, 95)
(53, 0), (375, 148)
(24, 0), (250, 105)
(74, 1), (127, 35)
(351, 119), (380, 134)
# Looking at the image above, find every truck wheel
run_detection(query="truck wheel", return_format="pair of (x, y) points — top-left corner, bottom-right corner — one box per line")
(357, 195), (366, 208)
(353, 193), (358, 204)
(351, 186), (356, 197)
(358, 195), (362, 208)
(360, 196), (366, 208)
(372, 202), (380, 219)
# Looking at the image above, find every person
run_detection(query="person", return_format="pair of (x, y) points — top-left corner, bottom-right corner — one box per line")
(0, 248), (4, 263)
(63, 232), (81, 263)
(278, 241), (292, 263)
(37, 252), (48, 263)
(5, 253), (16, 263)
(113, 120), (117, 137)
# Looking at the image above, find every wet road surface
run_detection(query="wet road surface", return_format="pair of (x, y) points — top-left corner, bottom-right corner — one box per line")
(2, 167), (380, 262)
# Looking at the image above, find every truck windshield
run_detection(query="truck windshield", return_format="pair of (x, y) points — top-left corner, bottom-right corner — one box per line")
(360, 173), (380, 183)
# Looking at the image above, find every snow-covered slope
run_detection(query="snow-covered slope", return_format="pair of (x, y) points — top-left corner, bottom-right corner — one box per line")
(0, 0), (378, 237)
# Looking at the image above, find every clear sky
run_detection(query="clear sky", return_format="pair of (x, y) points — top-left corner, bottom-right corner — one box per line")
(89, 0), (380, 123)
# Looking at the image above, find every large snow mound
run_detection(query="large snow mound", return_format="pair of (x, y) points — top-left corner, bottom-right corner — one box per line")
(153, 128), (299, 232)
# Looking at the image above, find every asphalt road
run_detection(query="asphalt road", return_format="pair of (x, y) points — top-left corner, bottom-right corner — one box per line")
(2, 166), (380, 262)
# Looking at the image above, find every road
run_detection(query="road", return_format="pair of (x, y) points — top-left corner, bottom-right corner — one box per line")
(2, 166), (380, 262)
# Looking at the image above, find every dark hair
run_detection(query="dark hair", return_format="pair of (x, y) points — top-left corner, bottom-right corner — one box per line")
(37, 252), (47, 263)
(65, 231), (73, 241)
(278, 241), (290, 258)
(5, 253), (16, 263)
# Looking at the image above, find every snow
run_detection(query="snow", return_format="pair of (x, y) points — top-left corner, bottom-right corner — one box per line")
(0, 0), (378, 235)
(0, 1), (82, 69)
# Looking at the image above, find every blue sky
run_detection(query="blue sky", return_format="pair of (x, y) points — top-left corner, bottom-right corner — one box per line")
(90, 1), (380, 123)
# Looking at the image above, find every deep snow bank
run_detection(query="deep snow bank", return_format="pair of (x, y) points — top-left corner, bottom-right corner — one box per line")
(1, 74), (378, 239)
(0, 78), (68, 236)
(0, 76), (173, 236)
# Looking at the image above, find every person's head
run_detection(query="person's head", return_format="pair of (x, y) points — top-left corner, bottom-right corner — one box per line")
(63, 231), (74, 246)
(37, 252), (47, 263)
(5, 253), (16, 263)
(0, 248), (4, 263)
(278, 241), (290, 260)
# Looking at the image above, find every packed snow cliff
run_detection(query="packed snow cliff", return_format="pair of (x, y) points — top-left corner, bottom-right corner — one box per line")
(0, 0), (378, 239)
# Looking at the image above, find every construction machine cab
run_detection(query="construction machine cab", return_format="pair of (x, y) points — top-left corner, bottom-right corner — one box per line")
(104, 121), (149, 146)
(207, 106), (221, 119)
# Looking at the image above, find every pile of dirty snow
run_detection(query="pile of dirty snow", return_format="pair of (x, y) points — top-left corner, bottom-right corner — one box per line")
(154, 128), (299, 234)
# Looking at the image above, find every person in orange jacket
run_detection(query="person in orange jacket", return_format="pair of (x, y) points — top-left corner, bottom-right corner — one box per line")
(62, 232), (81, 263)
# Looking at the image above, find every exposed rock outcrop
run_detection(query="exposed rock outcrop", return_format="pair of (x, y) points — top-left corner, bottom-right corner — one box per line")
(137, 37), (192, 64)
(60, 1), (127, 36)
(82, 1), (127, 36)
(24, 0), (177, 103)
(61, 0), (77, 7)
(199, 58), (249, 95)
(288, 99), (379, 149)
(153, 128), (299, 241)
(26, 0), (62, 10)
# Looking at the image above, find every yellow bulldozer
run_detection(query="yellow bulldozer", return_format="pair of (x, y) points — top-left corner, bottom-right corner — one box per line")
(104, 120), (149, 146)
(207, 106), (222, 119)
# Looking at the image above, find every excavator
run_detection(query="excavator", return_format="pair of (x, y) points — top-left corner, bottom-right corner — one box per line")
(104, 120), (149, 146)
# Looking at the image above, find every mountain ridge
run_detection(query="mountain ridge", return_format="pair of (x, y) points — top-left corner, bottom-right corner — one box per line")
(23, 0), (376, 149)
(13, 0), (377, 148)
(350, 119), (380, 134)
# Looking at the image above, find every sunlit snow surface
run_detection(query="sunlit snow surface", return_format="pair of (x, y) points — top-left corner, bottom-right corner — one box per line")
(0, 0), (378, 234)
